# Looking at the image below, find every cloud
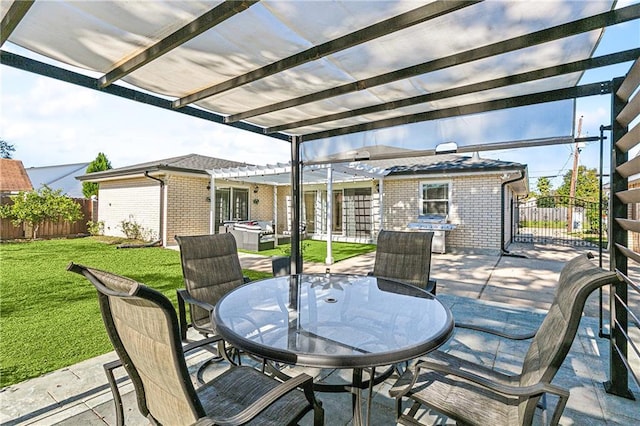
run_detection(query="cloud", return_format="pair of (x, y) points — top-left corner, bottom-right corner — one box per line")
(1, 67), (289, 168)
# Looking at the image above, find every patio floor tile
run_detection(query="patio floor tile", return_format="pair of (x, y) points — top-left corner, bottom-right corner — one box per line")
(2, 245), (638, 425)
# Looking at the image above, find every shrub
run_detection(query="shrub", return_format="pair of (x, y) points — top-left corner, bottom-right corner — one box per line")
(119, 215), (155, 241)
(87, 220), (105, 236)
(0, 185), (83, 239)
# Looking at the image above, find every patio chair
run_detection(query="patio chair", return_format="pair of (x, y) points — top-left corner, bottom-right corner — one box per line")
(67, 263), (324, 426)
(175, 233), (249, 341)
(272, 255), (291, 277)
(371, 230), (437, 294)
(389, 252), (620, 426)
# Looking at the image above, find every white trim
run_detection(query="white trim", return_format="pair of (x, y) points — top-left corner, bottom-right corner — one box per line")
(419, 180), (452, 216)
(383, 168), (524, 181)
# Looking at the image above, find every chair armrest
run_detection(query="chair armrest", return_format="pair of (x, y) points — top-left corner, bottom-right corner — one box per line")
(405, 358), (570, 426)
(178, 289), (215, 312)
(390, 357), (569, 405)
(192, 372), (317, 426)
(454, 322), (537, 340)
(177, 288), (215, 341)
(183, 335), (223, 354)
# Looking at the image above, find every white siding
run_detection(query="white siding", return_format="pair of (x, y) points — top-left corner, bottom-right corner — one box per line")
(98, 178), (160, 240)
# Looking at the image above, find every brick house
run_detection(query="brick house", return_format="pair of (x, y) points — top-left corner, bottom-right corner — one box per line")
(210, 154), (528, 253)
(77, 154), (253, 245)
(282, 154), (528, 254)
(79, 153), (527, 254)
(373, 155), (527, 254)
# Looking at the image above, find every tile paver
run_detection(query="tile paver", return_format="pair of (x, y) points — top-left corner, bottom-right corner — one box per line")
(2, 243), (638, 425)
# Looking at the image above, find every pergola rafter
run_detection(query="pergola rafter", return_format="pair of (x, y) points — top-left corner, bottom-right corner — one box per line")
(226, 4), (640, 125)
(0, 0), (33, 45)
(267, 48), (640, 134)
(302, 81), (613, 141)
(173, 0), (481, 109)
(99, 1), (259, 88)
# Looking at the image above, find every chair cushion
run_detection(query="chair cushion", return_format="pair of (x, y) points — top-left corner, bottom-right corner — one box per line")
(390, 351), (520, 426)
(198, 366), (311, 426)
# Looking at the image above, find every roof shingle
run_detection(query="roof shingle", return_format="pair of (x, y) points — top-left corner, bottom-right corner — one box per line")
(0, 159), (33, 193)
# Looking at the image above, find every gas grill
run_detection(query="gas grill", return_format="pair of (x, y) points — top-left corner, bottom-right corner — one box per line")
(407, 214), (457, 254)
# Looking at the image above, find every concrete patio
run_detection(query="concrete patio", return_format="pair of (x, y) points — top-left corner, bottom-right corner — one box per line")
(1, 244), (638, 425)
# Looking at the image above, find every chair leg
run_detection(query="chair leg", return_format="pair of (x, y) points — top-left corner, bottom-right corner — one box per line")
(313, 400), (325, 426)
(539, 393), (548, 425)
(176, 289), (189, 342)
(103, 360), (124, 426)
(427, 279), (437, 295)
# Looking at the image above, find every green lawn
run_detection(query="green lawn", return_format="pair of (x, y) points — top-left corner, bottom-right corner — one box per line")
(0, 237), (271, 387)
(243, 239), (377, 263)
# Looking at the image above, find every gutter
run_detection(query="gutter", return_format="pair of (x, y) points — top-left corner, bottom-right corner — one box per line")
(77, 165), (209, 181)
(144, 171), (165, 246)
(501, 169), (527, 257)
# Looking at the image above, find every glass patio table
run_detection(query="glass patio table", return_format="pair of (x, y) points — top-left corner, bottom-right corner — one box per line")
(213, 273), (454, 426)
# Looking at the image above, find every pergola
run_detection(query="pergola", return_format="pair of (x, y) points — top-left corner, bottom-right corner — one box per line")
(1, 0), (638, 400)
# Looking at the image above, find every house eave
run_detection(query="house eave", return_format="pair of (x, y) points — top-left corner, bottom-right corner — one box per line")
(385, 164), (527, 177)
(76, 165), (209, 182)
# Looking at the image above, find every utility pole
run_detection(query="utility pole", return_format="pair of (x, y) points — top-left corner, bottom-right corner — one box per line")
(567, 115), (583, 233)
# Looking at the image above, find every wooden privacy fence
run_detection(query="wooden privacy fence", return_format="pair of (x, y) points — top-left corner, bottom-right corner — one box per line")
(0, 196), (96, 240)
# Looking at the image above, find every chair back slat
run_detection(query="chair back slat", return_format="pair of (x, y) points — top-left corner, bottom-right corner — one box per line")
(68, 264), (204, 426)
(176, 233), (245, 326)
(373, 230), (434, 290)
(518, 254), (620, 422)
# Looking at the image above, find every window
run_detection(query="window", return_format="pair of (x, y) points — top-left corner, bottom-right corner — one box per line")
(214, 187), (249, 232)
(303, 191), (316, 233)
(232, 188), (248, 221)
(420, 182), (449, 215)
(344, 188), (372, 237)
(319, 190), (344, 234)
(333, 190), (343, 233)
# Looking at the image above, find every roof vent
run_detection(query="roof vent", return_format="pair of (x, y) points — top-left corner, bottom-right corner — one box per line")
(435, 142), (457, 154)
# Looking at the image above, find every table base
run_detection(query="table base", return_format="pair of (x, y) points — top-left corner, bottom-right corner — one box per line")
(265, 362), (396, 426)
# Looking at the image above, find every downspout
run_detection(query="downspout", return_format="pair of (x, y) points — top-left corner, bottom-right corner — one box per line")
(501, 169), (526, 257)
(209, 175), (215, 234)
(144, 172), (165, 246)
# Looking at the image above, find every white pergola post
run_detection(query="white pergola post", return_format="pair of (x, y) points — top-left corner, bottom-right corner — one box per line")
(378, 178), (384, 231)
(326, 166), (334, 265)
(273, 185), (279, 246)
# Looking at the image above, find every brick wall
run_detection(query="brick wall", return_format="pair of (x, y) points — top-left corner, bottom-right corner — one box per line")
(382, 175), (504, 253)
(165, 175), (211, 245)
(248, 183), (275, 222)
(448, 175), (502, 252)
(98, 178), (161, 240)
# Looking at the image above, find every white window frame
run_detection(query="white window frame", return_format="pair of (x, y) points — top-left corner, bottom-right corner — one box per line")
(419, 180), (451, 216)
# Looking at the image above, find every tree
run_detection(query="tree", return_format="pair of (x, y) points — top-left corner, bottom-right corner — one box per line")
(536, 177), (552, 197)
(0, 139), (15, 159)
(0, 185), (83, 239)
(556, 166), (599, 202)
(533, 177), (557, 207)
(82, 152), (112, 198)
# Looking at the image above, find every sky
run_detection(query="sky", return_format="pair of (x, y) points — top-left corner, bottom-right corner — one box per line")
(1, 2), (638, 191)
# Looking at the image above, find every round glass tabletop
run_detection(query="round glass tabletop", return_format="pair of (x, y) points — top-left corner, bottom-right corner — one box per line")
(214, 273), (454, 369)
